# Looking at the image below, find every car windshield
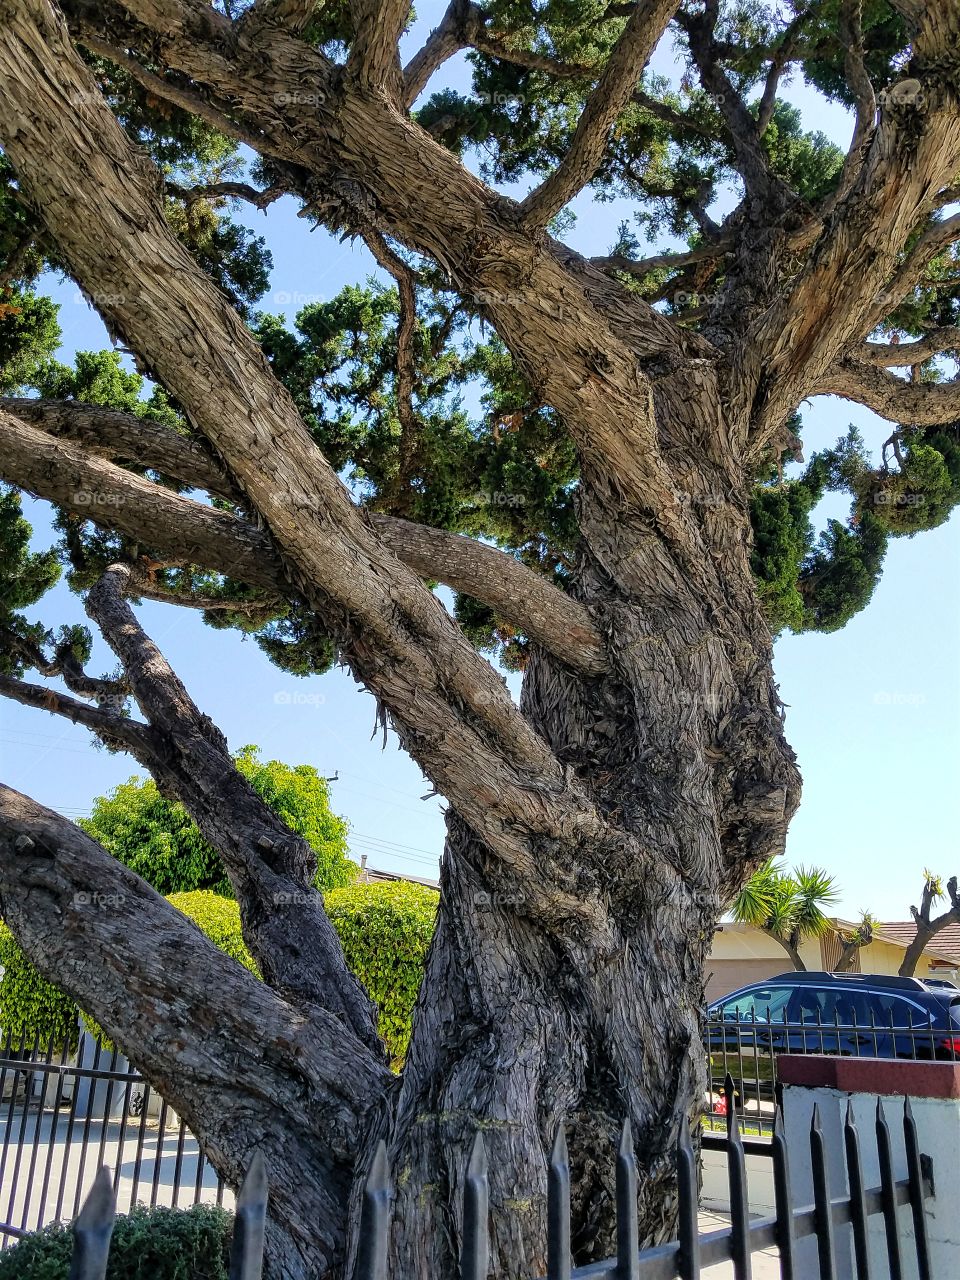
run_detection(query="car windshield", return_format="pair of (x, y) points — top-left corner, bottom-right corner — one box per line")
(719, 986), (792, 1021)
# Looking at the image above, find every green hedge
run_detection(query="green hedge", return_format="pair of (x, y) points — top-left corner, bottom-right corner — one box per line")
(0, 1202), (232, 1279)
(2, 883), (438, 1065)
(0, 925), (79, 1049)
(324, 880), (438, 1065)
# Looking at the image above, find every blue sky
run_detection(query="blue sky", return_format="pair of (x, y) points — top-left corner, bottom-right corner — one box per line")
(1, 7), (958, 922)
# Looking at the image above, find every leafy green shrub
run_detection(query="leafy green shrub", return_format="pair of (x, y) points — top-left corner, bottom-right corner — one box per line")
(0, 1201), (232, 1279)
(78, 746), (356, 896)
(3, 883), (438, 1067)
(0, 924), (78, 1047)
(166, 892), (258, 973)
(324, 880), (438, 1064)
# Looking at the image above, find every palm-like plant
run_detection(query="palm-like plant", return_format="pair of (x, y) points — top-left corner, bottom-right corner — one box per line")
(732, 861), (840, 971)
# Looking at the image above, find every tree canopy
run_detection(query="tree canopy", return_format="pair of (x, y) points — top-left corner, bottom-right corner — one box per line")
(78, 747), (355, 896)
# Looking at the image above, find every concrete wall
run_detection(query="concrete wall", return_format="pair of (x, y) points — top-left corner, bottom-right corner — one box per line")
(778, 1057), (960, 1280)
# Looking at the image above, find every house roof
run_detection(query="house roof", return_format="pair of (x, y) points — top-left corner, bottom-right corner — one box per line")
(358, 855), (440, 890)
(876, 921), (960, 964)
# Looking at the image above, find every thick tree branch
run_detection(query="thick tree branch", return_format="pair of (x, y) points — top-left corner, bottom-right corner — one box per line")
(683, 2), (785, 206)
(817, 359), (960, 425)
(0, 784), (390, 1271)
(744, 4), (960, 456)
(520, 0), (680, 226)
(238, 0), (318, 36)
(855, 328), (960, 365)
(348, 0), (410, 99)
(81, 562), (384, 1047)
(0, 408), (607, 675)
(0, 6), (620, 902)
(402, 0), (469, 106)
(1, 398), (237, 498)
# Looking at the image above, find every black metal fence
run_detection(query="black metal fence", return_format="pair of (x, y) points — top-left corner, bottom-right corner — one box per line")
(706, 1010), (960, 1137)
(0, 1031), (226, 1246)
(63, 1076), (934, 1280)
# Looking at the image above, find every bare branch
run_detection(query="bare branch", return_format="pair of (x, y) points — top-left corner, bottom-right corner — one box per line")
(682, 2), (785, 205)
(743, 3), (960, 458)
(590, 241), (732, 279)
(77, 33), (259, 149)
(1, 398), (237, 498)
(363, 232), (420, 514)
(402, 0), (469, 106)
(862, 212), (960, 334)
(817, 358), (960, 425)
(0, 407), (607, 674)
(0, 672), (150, 751)
(855, 327), (960, 365)
(520, 0), (680, 226)
(164, 179), (287, 210)
(822, 0), (877, 215)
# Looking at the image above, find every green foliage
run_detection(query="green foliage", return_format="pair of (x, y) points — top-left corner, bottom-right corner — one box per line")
(733, 861), (840, 961)
(324, 880), (438, 1064)
(0, 487), (61, 676)
(5, 880), (436, 1066)
(0, 924), (79, 1047)
(0, 1201), (232, 1280)
(167, 892), (257, 972)
(78, 747), (354, 896)
(0, 289), (61, 393)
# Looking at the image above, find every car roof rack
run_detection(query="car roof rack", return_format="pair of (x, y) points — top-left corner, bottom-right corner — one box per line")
(768, 971), (929, 992)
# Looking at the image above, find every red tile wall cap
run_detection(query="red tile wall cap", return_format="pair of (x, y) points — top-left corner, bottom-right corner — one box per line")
(777, 1054), (960, 1100)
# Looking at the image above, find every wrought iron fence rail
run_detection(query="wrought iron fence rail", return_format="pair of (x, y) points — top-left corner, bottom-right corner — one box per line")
(60, 1073), (934, 1280)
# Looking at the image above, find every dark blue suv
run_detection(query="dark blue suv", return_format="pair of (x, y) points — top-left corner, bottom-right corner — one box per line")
(706, 971), (960, 1102)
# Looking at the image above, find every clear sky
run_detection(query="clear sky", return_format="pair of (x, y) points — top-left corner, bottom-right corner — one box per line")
(1, 6), (958, 922)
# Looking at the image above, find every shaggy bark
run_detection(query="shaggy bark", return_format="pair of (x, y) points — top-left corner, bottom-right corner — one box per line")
(0, 406), (606, 674)
(0, 0), (955, 1274)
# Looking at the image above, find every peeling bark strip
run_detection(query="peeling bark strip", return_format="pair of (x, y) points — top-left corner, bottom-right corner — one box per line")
(0, 401), (607, 674)
(0, 2), (621, 898)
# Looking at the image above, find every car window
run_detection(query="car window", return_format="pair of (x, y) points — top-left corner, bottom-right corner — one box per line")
(815, 989), (874, 1025)
(720, 986), (792, 1021)
(868, 993), (927, 1027)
